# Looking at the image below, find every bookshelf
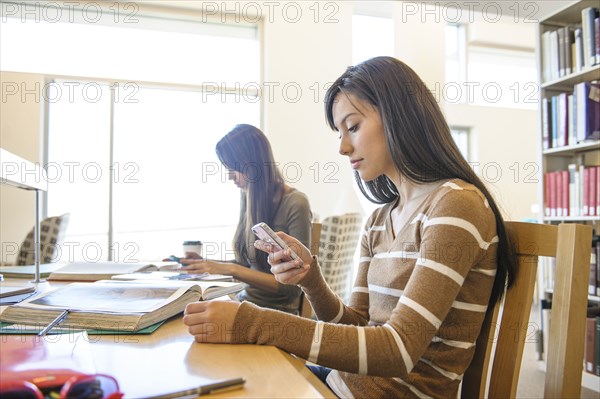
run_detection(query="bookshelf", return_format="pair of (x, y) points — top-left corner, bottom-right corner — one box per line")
(536, 0), (600, 391)
(0, 148), (48, 282)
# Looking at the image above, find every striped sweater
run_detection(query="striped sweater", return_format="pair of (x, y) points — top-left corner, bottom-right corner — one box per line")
(233, 179), (498, 398)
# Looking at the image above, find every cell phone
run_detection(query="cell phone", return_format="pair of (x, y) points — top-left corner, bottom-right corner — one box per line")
(167, 255), (182, 263)
(251, 222), (299, 261)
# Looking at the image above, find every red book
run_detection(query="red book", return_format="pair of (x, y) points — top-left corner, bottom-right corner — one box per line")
(545, 173), (551, 217)
(590, 166), (598, 216)
(549, 171), (558, 217)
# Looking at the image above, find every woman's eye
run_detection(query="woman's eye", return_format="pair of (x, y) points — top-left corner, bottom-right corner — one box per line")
(348, 124), (358, 133)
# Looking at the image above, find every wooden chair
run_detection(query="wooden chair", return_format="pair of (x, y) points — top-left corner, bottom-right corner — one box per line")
(461, 221), (593, 399)
(298, 222), (321, 318)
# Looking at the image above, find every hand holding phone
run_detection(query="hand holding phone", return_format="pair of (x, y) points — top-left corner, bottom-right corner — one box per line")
(251, 222), (299, 261)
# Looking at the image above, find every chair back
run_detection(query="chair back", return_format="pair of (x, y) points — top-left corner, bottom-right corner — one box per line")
(461, 221), (593, 399)
(318, 213), (363, 304)
(17, 213), (70, 265)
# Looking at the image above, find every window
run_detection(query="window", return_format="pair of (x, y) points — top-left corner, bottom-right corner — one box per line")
(450, 127), (471, 161)
(445, 23), (537, 109)
(352, 14), (394, 65)
(2, 4), (260, 261)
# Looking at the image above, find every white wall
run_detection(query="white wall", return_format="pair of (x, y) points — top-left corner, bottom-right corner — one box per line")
(0, 72), (45, 263)
(0, 1), (539, 254)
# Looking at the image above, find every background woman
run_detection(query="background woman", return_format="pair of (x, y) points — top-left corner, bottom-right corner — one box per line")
(181, 124), (312, 314)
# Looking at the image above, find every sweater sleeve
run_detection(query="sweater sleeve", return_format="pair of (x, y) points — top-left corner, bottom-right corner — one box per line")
(232, 188), (498, 378)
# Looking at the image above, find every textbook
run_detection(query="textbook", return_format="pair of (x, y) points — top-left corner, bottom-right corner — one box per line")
(0, 280), (244, 332)
(46, 261), (180, 281)
(111, 271), (235, 282)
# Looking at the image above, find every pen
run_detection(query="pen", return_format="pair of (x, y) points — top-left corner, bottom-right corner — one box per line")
(148, 377), (245, 399)
(38, 309), (70, 336)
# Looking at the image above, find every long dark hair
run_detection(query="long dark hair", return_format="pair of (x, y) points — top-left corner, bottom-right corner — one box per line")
(324, 56), (516, 306)
(215, 124), (284, 268)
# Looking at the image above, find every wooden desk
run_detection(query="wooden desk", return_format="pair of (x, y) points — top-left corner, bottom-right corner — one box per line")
(0, 280), (335, 399)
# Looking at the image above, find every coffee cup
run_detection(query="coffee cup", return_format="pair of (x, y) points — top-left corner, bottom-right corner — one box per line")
(182, 241), (203, 258)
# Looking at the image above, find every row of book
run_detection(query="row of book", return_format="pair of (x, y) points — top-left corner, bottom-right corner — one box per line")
(541, 81), (600, 150)
(543, 165), (599, 218)
(540, 237), (599, 297)
(541, 7), (599, 82)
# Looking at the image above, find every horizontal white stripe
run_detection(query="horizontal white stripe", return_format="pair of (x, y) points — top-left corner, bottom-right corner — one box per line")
(369, 284), (404, 298)
(400, 296), (441, 326)
(431, 336), (475, 349)
(308, 322), (324, 363)
(373, 251), (419, 259)
(359, 256), (372, 263)
(452, 300), (487, 313)
(420, 358), (462, 381)
(424, 217), (498, 250)
(393, 378), (433, 399)
(384, 324), (414, 372)
(352, 286), (369, 294)
(472, 267), (497, 276)
(442, 181), (462, 190)
(357, 327), (367, 375)
(411, 213), (428, 224)
(369, 225), (386, 232)
(417, 258), (464, 286)
(442, 182), (489, 208)
(328, 298), (345, 323)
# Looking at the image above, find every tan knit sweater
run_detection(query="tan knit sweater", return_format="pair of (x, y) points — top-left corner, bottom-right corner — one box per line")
(233, 179), (498, 398)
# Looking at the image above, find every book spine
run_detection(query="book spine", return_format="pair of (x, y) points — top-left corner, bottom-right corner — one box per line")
(596, 316), (600, 376)
(586, 317), (597, 373)
(568, 94), (576, 146)
(582, 8), (597, 68)
(542, 98), (551, 150)
(575, 27), (584, 72)
(575, 82), (586, 143)
(596, 17), (600, 65)
(590, 247), (597, 296)
(550, 171), (557, 217)
(558, 92), (568, 146)
(568, 164), (578, 217)
(561, 170), (569, 216)
(584, 167), (590, 216)
(596, 240), (600, 297)
(590, 166), (598, 216)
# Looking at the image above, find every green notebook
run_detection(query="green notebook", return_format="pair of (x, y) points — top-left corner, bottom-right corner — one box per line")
(0, 320), (165, 335)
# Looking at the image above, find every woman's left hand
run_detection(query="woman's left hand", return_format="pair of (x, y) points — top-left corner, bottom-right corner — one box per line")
(183, 301), (241, 343)
(179, 259), (232, 275)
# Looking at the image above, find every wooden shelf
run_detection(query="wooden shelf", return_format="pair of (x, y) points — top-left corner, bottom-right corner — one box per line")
(541, 65), (600, 90)
(542, 141), (600, 156)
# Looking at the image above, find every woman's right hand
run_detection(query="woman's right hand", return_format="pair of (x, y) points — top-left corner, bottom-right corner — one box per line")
(254, 232), (312, 285)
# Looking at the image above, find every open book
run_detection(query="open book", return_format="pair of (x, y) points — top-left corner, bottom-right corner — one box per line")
(46, 261), (180, 281)
(0, 280), (244, 332)
(0, 263), (66, 279)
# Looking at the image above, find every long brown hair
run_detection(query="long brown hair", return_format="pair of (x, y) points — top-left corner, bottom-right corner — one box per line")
(215, 124), (284, 269)
(324, 56), (516, 306)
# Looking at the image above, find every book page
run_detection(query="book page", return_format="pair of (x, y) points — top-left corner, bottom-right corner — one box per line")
(18, 282), (200, 313)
